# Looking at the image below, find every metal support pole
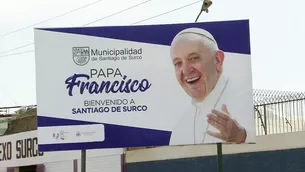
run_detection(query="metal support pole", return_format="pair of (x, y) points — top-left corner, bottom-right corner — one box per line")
(263, 105), (267, 135)
(217, 143), (223, 172)
(81, 149), (86, 172)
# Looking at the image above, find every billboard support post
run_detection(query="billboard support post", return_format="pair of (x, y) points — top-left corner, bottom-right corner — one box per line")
(217, 143), (223, 172)
(81, 149), (86, 172)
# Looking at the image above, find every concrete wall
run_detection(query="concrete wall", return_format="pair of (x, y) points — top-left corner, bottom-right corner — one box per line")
(125, 131), (305, 172)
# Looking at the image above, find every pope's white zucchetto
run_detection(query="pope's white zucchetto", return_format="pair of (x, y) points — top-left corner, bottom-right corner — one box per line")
(172, 27), (218, 47)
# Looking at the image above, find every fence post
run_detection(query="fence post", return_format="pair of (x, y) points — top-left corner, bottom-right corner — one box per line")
(263, 104), (267, 135)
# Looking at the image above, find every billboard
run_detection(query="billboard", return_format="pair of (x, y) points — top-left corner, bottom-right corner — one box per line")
(34, 19), (255, 151)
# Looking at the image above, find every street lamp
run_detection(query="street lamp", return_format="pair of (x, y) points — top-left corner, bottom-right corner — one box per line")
(195, 0), (213, 22)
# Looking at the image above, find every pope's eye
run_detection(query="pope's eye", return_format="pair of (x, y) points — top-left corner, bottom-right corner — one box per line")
(174, 61), (182, 67)
(190, 56), (199, 61)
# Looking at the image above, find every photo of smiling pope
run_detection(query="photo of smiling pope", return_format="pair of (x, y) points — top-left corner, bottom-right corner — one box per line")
(168, 27), (255, 145)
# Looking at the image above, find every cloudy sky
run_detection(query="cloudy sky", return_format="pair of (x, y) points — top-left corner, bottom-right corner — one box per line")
(0, 0), (304, 107)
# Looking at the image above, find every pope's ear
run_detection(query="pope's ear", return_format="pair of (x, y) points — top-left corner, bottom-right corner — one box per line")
(215, 50), (224, 72)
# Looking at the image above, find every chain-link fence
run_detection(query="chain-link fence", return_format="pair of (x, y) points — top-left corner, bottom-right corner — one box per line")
(1, 89), (305, 137)
(253, 89), (305, 136)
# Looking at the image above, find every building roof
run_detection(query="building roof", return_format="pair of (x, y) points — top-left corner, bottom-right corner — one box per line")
(0, 114), (18, 118)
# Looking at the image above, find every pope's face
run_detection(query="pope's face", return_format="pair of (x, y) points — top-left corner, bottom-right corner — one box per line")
(170, 34), (223, 102)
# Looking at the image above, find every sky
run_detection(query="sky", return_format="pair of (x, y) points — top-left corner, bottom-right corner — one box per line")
(0, 0), (304, 107)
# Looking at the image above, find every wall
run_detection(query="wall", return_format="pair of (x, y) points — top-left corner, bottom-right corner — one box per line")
(125, 131), (305, 172)
(0, 130), (123, 168)
(76, 154), (122, 172)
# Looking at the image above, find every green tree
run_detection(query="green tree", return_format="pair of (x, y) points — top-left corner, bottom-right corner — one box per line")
(4, 106), (37, 135)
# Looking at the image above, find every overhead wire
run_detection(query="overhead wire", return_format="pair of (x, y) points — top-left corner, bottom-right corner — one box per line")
(0, 0), (203, 58)
(0, 0), (103, 39)
(0, 50), (34, 58)
(83, 0), (151, 26)
(0, 0), (151, 56)
(0, 43), (34, 55)
(0, 84), (18, 105)
(132, 0), (202, 25)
